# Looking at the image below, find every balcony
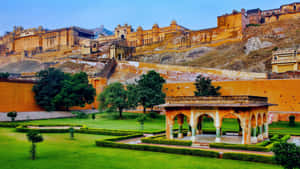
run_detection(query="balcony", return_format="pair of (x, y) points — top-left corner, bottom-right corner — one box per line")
(272, 57), (298, 64)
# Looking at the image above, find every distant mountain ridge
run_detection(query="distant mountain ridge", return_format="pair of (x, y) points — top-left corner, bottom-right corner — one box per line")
(92, 25), (113, 37)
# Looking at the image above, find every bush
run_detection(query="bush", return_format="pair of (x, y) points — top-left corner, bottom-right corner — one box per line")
(222, 152), (275, 164)
(146, 111), (160, 119)
(246, 24), (261, 27)
(72, 111), (88, 119)
(91, 114), (96, 120)
(289, 115), (296, 127)
(0, 72), (9, 79)
(273, 142), (300, 169)
(141, 136), (192, 146)
(280, 135), (291, 143)
(209, 143), (269, 152)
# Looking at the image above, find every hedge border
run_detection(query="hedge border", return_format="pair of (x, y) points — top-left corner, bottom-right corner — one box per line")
(95, 138), (219, 158)
(222, 152), (275, 164)
(141, 135), (192, 146)
(209, 143), (269, 152)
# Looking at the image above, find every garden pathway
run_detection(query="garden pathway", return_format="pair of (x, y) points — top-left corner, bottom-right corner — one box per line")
(0, 110), (97, 122)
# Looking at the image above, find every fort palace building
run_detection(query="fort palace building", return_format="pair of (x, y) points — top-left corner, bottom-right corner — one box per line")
(1, 2), (300, 60)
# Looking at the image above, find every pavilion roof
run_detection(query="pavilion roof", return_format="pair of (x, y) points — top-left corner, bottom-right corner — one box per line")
(159, 96), (275, 108)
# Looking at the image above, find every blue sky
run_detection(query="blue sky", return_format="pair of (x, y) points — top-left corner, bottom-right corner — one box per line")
(0, 0), (297, 35)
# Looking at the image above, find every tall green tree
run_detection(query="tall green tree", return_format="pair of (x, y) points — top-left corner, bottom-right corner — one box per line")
(53, 72), (96, 110)
(98, 82), (129, 119)
(33, 68), (66, 111)
(33, 68), (96, 111)
(194, 75), (221, 96)
(136, 70), (166, 113)
(27, 131), (43, 160)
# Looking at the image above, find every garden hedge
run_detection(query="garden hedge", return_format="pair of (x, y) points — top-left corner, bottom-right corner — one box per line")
(209, 143), (269, 152)
(96, 139), (219, 158)
(141, 135), (192, 146)
(222, 152), (275, 164)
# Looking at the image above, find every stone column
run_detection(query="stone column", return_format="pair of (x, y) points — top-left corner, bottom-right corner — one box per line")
(191, 127), (196, 142)
(187, 125), (192, 136)
(215, 127), (221, 142)
(251, 127), (257, 143)
(178, 124), (183, 138)
(169, 124), (174, 139)
(177, 115), (184, 139)
(215, 111), (221, 143)
(257, 125), (263, 141)
(263, 123), (269, 139)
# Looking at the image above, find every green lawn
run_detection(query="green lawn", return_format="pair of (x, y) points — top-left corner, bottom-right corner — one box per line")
(18, 113), (166, 132)
(269, 121), (300, 135)
(13, 112), (300, 134)
(0, 128), (280, 169)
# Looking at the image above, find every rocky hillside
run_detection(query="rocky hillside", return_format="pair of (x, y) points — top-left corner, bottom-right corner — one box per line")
(134, 18), (300, 73)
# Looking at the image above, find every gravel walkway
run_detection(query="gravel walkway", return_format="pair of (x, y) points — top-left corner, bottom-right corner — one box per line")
(0, 109), (97, 122)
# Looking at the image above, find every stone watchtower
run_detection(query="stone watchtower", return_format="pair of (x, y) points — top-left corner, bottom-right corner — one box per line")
(114, 24), (133, 39)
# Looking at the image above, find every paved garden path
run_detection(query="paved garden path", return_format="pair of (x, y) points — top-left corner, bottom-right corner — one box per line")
(119, 134), (274, 156)
(0, 110), (97, 122)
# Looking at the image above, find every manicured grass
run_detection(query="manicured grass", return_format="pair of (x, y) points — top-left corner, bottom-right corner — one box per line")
(12, 112), (300, 135)
(17, 112), (166, 132)
(0, 128), (280, 169)
(269, 121), (300, 135)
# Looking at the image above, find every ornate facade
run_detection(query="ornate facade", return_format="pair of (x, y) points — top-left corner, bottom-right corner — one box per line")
(272, 48), (300, 73)
(247, 2), (300, 24)
(0, 26), (94, 56)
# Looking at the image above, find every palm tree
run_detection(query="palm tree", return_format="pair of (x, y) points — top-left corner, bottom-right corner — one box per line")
(26, 131), (43, 160)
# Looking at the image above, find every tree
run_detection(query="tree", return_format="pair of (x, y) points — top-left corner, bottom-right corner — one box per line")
(126, 83), (139, 109)
(33, 68), (66, 111)
(7, 111), (17, 121)
(272, 142), (300, 169)
(33, 68), (96, 111)
(194, 75), (221, 96)
(0, 72), (9, 79)
(98, 82), (129, 119)
(26, 131), (43, 160)
(53, 72), (96, 110)
(136, 70), (166, 113)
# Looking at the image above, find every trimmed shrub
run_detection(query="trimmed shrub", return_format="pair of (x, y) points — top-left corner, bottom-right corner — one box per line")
(209, 143), (269, 152)
(141, 136), (192, 146)
(280, 135), (291, 143)
(95, 139), (219, 158)
(270, 134), (280, 141)
(256, 140), (271, 146)
(7, 111), (17, 121)
(72, 111), (88, 119)
(289, 115), (296, 127)
(222, 152), (275, 164)
(0, 122), (22, 128)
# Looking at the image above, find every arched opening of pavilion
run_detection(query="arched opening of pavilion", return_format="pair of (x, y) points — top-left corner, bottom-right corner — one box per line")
(171, 113), (190, 139)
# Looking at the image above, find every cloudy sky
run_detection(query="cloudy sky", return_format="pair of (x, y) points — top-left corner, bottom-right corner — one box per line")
(0, 0), (296, 35)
